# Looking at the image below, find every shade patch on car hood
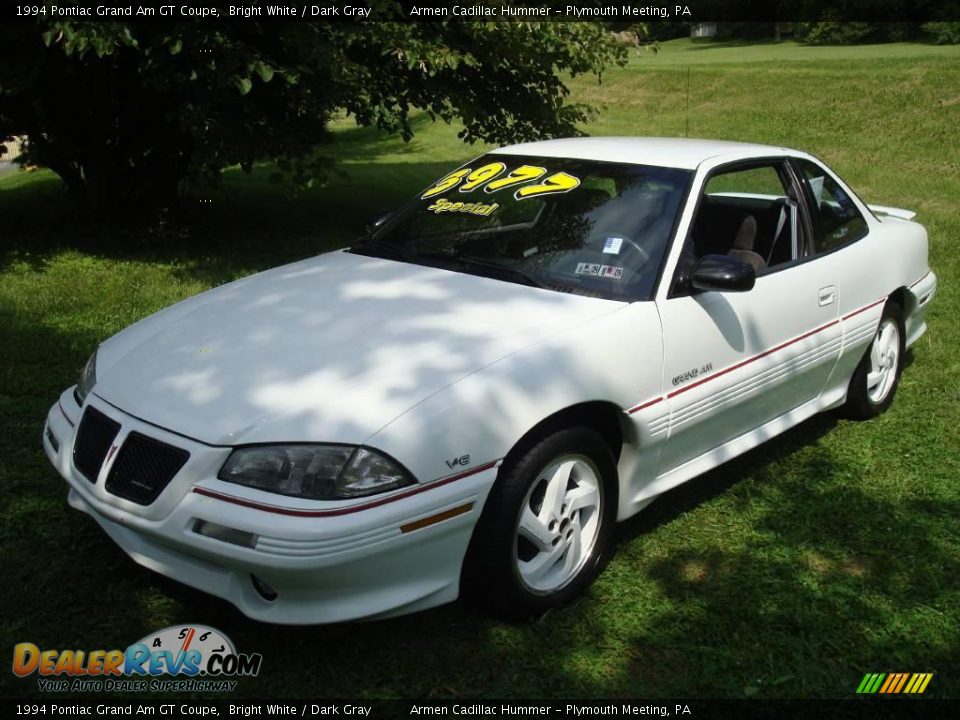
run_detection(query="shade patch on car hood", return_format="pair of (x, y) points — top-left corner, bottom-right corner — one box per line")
(94, 250), (623, 445)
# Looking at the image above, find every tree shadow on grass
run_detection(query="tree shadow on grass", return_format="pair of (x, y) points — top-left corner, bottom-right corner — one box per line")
(318, 111), (463, 161)
(616, 412), (840, 541)
(582, 409), (960, 698)
(4, 180), (951, 700)
(3, 158), (953, 700)
(684, 38), (786, 52)
(624, 491), (960, 697)
(230, 407), (953, 699)
(0, 156), (460, 289)
(0, 109), (470, 278)
(4, 287), (956, 699)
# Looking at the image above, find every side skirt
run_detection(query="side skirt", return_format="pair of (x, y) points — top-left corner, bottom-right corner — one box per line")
(622, 391), (840, 515)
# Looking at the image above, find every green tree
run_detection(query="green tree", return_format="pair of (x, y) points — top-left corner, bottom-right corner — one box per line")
(923, 22), (960, 44)
(0, 12), (625, 217)
(794, 21), (878, 45)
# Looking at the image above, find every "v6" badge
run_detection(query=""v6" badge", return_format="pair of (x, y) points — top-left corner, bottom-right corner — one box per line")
(445, 454), (471, 469)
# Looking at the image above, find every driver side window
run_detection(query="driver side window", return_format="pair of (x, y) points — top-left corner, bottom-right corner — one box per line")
(686, 162), (804, 276)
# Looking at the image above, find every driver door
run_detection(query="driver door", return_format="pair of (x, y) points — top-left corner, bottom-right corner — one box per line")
(655, 159), (842, 475)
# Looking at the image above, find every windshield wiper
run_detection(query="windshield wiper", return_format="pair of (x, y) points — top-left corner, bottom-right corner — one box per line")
(452, 255), (548, 289)
(352, 244), (548, 290)
(408, 251), (549, 290)
(349, 237), (410, 260)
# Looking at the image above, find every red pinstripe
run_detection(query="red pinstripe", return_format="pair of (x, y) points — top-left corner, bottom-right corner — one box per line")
(668, 317), (841, 399)
(190, 293), (899, 515)
(842, 298), (885, 321)
(626, 397), (664, 414)
(626, 296), (887, 413)
(192, 460), (500, 517)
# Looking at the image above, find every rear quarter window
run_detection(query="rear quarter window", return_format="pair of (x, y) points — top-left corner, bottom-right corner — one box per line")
(799, 159), (868, 253)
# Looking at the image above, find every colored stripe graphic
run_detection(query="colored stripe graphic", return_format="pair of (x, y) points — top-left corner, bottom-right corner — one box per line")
(893, 673), (909, 693)
(879, 674), (896, 693)
(856, 673), (885, 694)
(906, 673), (933, 694)
(857, 672), (932, 694)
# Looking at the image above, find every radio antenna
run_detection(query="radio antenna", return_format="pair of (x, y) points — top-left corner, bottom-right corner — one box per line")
(685, 66), (690, 138)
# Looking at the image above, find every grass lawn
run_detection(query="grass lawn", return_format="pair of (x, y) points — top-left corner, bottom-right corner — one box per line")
(1, 39), (958, 699)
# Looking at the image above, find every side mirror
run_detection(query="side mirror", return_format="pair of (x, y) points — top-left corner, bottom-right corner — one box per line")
(690, 254), (756, 292)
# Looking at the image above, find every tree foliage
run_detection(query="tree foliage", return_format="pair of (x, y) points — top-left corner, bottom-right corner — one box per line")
(922, 22), (960, 44)
(0, 12), (625, 216)
(793, 21), (929, 45)
(793, 21), (877, 45)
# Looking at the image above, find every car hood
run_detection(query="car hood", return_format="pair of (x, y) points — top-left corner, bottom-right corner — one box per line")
(94, 250), (624, 446)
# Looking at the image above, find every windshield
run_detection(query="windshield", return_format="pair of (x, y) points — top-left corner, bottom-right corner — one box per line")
(351, 154), (692, 301)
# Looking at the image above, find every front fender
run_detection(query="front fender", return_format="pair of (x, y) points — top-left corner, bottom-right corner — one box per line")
(366, 302), (663, 489)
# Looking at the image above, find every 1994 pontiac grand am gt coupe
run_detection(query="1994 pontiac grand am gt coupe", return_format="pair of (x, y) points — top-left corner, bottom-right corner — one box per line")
(44, 138), (936, 624)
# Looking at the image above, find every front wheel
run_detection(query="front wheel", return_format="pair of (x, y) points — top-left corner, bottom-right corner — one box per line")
(843, 300), (905, 420)
(462, 426), (618, 619)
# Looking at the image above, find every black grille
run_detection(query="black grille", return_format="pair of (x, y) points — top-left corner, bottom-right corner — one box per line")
(105, 432), (190, 505)
(73, 407), (121, 483)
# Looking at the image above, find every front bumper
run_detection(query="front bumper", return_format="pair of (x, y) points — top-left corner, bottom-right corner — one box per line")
(43, 390), (499, 624)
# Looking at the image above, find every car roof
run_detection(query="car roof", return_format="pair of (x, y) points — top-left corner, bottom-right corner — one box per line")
(491, 136), (800, 170)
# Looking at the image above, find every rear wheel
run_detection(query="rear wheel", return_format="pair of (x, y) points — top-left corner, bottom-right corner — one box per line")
(843, 300), (905, 420)
(462, 426), (618, 619)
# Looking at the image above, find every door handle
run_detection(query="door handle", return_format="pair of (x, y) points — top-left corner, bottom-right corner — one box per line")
(818, 286), (837, 306)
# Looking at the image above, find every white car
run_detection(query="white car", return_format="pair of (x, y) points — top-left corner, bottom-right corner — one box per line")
(43, 138), (936, 624)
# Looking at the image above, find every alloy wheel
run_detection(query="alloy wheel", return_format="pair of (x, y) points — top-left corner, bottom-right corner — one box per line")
(513, 454), (603, 595)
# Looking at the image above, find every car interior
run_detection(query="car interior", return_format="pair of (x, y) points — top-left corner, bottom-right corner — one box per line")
(686, 162), (807, 276)
(690, 194), (795, 271)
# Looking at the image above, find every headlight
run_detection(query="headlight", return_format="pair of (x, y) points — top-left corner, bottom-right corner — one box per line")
(76, 349), (98, 404)
(217, 445), (414, 500)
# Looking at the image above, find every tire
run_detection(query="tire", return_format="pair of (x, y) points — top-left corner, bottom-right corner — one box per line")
(843, 300), (905, 420)
(461, 425), (618, 620)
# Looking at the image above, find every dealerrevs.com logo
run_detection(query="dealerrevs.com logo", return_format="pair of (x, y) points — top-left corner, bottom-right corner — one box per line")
(13, 625), (262, 693)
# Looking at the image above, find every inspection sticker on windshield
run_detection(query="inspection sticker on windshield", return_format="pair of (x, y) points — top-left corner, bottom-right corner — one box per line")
(603, 237), (624, 254)
(575, 263), (624, 279)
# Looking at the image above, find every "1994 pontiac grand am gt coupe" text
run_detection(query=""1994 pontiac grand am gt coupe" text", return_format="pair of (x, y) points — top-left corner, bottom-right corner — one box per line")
(44, 138), (936, 623)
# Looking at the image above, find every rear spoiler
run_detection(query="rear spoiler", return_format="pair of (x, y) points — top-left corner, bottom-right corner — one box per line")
(868, 204), (917, 221)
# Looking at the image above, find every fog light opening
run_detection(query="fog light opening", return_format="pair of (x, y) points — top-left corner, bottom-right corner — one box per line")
(251, 575), (278, 602)
(45, 426), (60, 453)
(193, 519), (257, 548)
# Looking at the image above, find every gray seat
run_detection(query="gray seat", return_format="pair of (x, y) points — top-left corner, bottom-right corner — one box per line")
(727, 215), (765, 271)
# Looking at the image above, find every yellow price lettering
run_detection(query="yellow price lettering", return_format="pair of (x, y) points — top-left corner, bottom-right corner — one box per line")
(422, 168), (471, 199)
(515, 172), (582, 200)
(459, 162), (507, 192)
(425, 163), (581, 201)
(484, 165), (547, 193)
